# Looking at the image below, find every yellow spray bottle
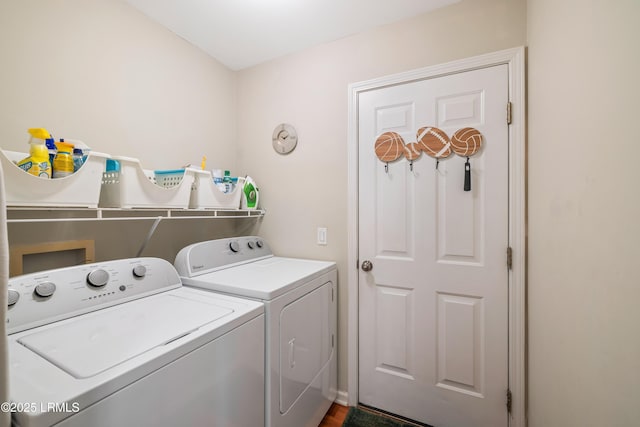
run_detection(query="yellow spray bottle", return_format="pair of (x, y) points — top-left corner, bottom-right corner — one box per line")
(17, 128), (52, 178)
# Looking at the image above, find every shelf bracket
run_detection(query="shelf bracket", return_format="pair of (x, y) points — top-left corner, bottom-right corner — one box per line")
(136, 216), (163, 257)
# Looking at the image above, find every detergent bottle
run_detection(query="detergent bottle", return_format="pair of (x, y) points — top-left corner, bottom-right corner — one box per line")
(73, 148), (84, 171)
(241, 176), (259, 209)
(223, 170), (234, 193)
(52, 140), (75, 178)
(17, 128), (52, 178)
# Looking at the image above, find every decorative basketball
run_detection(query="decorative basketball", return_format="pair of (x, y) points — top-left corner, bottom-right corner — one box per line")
(375, 132), (405, 162)
(416, 126), (452, 159)
(403, 142), (421, 161)
(451, 127), (483, 157)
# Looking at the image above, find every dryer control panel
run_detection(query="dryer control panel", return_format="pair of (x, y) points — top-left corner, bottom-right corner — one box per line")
(6, 257), (181, 334)
(175, 236), (273, 277)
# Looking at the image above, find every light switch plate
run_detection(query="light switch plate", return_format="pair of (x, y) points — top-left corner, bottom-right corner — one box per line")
(317, 227), (327, 245)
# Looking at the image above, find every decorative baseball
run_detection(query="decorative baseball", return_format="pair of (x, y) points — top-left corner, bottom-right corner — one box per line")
(416, 126), (452, 159)
(403, 142), (421, 161)
(375, 132), (405, 162)
(451, 127), (483, 157)
(403, 141), (421, 171)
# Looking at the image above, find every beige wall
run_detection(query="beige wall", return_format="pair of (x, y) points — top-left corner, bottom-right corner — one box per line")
(236, 0), (526, 394)
(527, 0), (640, 425)
(0, 0), (236, 171)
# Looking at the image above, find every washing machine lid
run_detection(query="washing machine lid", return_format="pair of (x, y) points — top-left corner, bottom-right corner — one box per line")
(17, 293), (232, 379)
(183, 257), (336, 300)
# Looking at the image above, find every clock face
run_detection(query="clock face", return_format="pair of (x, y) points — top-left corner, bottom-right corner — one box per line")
(272, 123), (298, 154)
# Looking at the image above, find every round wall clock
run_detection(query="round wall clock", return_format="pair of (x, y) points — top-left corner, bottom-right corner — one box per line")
(272, 123), (298, 154)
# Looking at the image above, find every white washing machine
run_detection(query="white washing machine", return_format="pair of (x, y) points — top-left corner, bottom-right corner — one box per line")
(6, 257), (265, 427)
(174, 236), (337, 427)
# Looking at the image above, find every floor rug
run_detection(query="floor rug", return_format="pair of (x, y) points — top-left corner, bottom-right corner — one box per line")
(342, 406), (429, 427)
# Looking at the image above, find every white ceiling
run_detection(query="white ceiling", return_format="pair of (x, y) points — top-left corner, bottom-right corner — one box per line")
(124, 0), (460, 70)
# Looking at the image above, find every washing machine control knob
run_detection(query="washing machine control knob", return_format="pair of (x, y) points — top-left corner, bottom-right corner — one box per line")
(87, 269), (109, 287)
(132, 265), (147, 278)
(229, 241), (240, 253)
(256, 240), (264, 248)
(7, 289), (20, 306)
(34, 282), (56, 298)
(247, 241), (255, 249)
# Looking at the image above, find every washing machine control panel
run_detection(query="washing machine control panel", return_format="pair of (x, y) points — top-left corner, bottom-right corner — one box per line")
(174, 236), (272, 277)
(6, 257), (182, 335)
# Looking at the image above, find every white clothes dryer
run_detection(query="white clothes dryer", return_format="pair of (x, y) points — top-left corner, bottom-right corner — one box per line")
(175, 236), (337, 427)
(6, 257), (264, 427)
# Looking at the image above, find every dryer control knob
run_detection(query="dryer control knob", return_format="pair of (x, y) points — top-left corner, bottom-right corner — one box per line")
(7, 289), (20, 306)
(229, 241), (240, 253)
(247, 241), (255, 249)
(132, 265), (147, 278)
(256, 240), (264, 248)
(34, 282), (56, 298)
(87, 269), (109, 287)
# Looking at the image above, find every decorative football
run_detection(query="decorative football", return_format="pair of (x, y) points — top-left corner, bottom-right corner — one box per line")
(375, 132), (405, 162)
(403, 142), (421, 161)
(451, 127), (483, 157)
(417, 126), (452, 159)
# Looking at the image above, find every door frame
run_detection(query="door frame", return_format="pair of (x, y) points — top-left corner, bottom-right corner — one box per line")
(346, 47), (526, 427)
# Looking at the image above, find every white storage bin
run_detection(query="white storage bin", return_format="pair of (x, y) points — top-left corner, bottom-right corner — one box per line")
(154, 169), (185, 188)
(1, 149), (109, 208)
(189, 169), (244, 209)
(99, 156), (195, 209)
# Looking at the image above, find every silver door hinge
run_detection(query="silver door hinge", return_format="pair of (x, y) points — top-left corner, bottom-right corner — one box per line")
(507, 247), (513, 270)
(506, 389), (512, 413)
(331, 287), (334, 302)
(507, 102), (512, 125)
(332, 334), (335, 348)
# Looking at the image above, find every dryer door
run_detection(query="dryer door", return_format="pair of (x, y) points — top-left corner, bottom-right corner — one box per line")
(279, 282), (333, 413)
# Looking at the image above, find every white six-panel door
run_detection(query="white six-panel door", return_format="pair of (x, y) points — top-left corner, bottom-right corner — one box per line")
(358, 64), (509, 427)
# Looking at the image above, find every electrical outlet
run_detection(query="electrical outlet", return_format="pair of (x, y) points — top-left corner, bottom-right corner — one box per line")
(317, 227), (327, 245)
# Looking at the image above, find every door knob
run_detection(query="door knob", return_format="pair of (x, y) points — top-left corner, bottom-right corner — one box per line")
(361, 260), (373, 272)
